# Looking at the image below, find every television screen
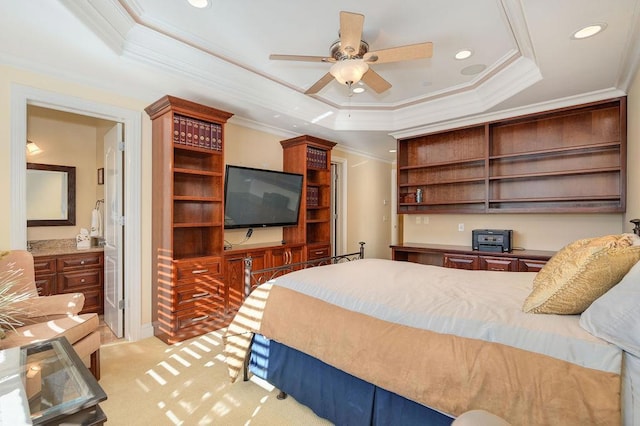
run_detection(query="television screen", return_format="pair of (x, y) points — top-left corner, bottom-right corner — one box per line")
(224, 165), (304, 229)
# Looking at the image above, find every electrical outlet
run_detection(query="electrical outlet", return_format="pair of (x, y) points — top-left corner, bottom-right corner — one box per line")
(423, 216), (429, 224)
(416, 216), (422, 224)
(458, 223), (464, 232)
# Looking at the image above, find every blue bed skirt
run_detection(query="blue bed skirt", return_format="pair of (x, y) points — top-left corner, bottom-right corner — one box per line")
(249, 334), (453, 426)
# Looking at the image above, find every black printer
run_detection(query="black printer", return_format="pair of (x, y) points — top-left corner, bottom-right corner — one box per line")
(472, 229), (513, 253)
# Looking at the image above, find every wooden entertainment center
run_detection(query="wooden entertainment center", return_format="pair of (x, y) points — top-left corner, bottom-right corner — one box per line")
(146, 96), (337, 343)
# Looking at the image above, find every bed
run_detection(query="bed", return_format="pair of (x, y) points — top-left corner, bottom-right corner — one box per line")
(223, 235), (640, 425)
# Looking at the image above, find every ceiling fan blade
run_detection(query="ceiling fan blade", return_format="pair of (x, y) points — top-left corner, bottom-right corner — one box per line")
(364, 42), (433, 64)
(339, 11), (364, 57)
(361, 69), (392, 94)
(270, 54), (334, 63)
(305, 73), (335, 94)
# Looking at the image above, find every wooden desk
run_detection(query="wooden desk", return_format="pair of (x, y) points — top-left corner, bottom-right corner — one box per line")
(390, 243), (555, 272)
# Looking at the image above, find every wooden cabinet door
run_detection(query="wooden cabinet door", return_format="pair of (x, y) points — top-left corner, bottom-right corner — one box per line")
(33, 256), (57, 296)
(224, 250), (267, 315)
(443, 254), (478, 270)
(271, 245), (305, 266)
(518, 258), (548, 272)
(479, 256), (518, 271)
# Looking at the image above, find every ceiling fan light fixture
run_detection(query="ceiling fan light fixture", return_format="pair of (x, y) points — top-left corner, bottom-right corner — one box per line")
(330, 59), (369, 86)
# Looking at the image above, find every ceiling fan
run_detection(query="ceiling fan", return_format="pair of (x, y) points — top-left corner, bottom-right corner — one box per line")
(269, 11), (433, 95)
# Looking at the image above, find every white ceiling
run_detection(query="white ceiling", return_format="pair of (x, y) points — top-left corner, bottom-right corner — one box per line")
(2, 0), (640, 161)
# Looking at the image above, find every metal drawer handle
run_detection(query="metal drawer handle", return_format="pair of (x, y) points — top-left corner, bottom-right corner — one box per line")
(192, 269), (209, 274)
(314, 250), (324, 255)
(192, 292), (210, 298)
(80, 260), (85, 265)
(81, 278), (86, 283)
(191, 315), (209, 323)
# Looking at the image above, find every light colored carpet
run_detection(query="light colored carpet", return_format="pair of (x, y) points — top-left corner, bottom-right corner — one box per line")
(99, 330), (332, 425)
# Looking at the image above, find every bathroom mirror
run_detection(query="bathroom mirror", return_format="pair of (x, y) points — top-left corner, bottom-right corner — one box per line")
(26, 163), (76, 226)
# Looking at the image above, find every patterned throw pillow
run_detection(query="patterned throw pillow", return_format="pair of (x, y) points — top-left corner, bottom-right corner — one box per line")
(523, 234), (640, 314)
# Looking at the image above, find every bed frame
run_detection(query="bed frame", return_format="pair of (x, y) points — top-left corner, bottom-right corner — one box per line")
(242, 241), (366, 298)
(240, 242), (365, 385)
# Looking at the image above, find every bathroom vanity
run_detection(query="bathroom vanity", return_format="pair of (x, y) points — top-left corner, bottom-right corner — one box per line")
(30, 241), (104, 315)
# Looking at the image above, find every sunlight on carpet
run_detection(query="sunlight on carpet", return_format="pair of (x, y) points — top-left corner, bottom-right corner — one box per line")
(99, 330), (332, 425)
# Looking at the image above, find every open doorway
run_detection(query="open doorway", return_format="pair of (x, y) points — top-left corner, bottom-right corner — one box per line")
(25, 106), (124, 339)
(10, 84), (143, 341)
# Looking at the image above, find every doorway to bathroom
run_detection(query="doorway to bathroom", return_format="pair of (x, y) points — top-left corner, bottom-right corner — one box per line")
(10, 84), (143, 341)
(25, 106), (124, 339)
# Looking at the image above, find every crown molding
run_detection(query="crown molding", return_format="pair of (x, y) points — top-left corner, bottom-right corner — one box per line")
(64, 0), (545, 135)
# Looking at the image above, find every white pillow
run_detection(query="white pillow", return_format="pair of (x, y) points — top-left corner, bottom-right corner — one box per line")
(580, 259), (640, 357)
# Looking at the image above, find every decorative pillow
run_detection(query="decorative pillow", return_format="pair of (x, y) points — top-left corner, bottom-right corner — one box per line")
(522, 235), (640, 314)
(580, 259), (640, 357)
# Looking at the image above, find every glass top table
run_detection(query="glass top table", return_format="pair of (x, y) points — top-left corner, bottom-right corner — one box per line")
(0, 336), (107, 425)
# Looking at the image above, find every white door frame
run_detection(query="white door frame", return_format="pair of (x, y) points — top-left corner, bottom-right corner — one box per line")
(10, 84), (144, 341)
(331, 155), (347, 255)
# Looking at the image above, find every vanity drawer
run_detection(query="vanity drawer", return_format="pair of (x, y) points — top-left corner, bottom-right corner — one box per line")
(57, 253), (103, 271)
(33, 256), (57, 274)
(58, 269), (102, 292)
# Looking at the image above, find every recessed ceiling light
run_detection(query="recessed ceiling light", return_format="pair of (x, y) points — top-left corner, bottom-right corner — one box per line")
(352, 87), (365, 94)
(455, 49), (473, 60)
(571, 23), (607, 39)
(187, 0), (210, 8)
(389, 149), (397, 153)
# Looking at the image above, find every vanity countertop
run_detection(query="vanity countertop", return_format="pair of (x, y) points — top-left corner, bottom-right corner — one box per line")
(28, 238), (104, 257)
(31, 247), (104, 257)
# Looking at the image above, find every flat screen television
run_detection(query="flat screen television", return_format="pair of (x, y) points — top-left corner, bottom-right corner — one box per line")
(224, 165), (304, 229)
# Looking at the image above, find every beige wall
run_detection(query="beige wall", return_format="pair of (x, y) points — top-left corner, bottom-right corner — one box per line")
(626, 69), (640, 224)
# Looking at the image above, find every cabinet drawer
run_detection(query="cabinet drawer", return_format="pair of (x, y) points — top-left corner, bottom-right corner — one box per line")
(307, 245), (330, 260)
(33, 257), (57, 274)
(173, 281), (222, 311)
(175, 258), (222, 281)
(58, 269), (102, 293)
(518, 258), (548, 272)
(444, 254), (478, 270)
(58, 253), (103, 271)
(175, 303), (225, 331)
(479, 256), (518, 271)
